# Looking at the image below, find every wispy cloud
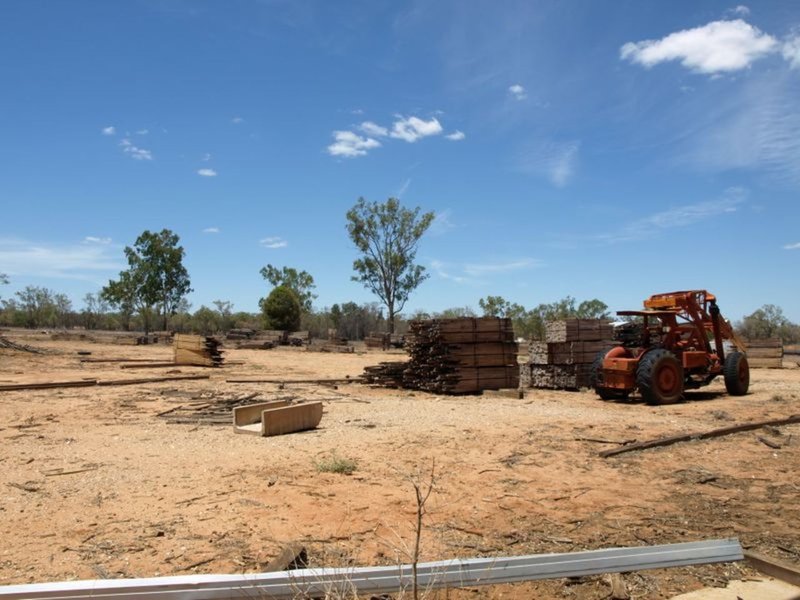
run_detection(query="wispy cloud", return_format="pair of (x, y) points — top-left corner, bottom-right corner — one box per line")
(429, 209), (456, 236)
(464, 259), (541, 277)
(395, 178), (411, 198)
(727, 5), (751, 17)
(202, 227), (220, 234)
(201, 153), (212, 162)
(516, 140), (580, 187)
(390, 116), (443, 142)
(327, 130), (381, 157)
(260, 236), (288, 249)
(359, 121), (388, 137)
(784, 32), (800, 69)
(197, 168), (217, 177)
(783, 242), (800, 250)
(82, 236), (112, 245)
(101, 126), (116, 136)
(597, 188), (746, 243)
(231, 116), (244, 124)
(119, 138), (152, 160)
(508, 84), (527, 100)
(682, 72), (800, 185)
(445, 130), (466, 141)
(620, 19), (778, 74)
(0, 237), (124, 280)
(430, 257), (541, 284)
(136, 129), (149, 135)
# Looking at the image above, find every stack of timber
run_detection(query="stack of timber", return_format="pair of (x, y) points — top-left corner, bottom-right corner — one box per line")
(365, 317), (519, 394)
(744, 338), (783, 368)
(365, 332), (390, 350)
(362, 361), (407, 387)
(173, 334), (224, 367)
(226, 328), (256, 341)
(525, 319), (614, 390)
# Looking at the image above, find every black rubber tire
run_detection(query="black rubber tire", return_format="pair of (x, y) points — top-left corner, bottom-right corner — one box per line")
(591, 347), (630, 401)
(637, 348), (684, 405)
(724, 351), (749, 396)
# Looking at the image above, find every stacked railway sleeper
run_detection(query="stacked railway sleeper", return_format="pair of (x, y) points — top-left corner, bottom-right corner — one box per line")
(363, 317), (519, 394)
(521, 319), (614, 390)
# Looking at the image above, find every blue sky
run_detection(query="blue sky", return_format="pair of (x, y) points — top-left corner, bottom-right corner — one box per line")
(1, 0), (799, 321)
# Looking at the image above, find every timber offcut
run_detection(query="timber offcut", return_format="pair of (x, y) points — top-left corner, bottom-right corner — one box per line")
(173, 334), (224, 367)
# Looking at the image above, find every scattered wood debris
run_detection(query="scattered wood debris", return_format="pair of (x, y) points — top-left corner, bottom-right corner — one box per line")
(159, 393), (293, 426)
(0, 336), (48, 354)
(600, 414), (800, 457)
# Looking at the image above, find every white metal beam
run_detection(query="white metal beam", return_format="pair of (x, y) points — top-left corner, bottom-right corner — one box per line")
(0, 538), (742, 600)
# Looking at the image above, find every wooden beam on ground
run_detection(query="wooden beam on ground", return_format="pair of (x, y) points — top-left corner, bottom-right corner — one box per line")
(0, 538), (743, 600)
(226, 378), (360, 385)
(744, 550), (800, 587)
(0, 380), (98, 392)
(79, 358), (165, 363)
(600, 415), (800, 458)
(119, 362), (181, 369)
(97, 375), (210, 387)
(263, 543), (308, 572)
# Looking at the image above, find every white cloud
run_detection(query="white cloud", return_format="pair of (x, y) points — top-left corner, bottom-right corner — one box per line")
(136, 129), (149, 135)
(197, 168), (217, 177)
(259, 236), (288, 249)
(445, 130), (466, 141)
(517, 140), (580, 187)
(201, 153), (212, 161)
(101, 126), (116, 136)
(82, 236), (112, 245)
(231, 116), (244, 124)
(202, 227), (220, 234)
(783, 34), (800, 69)
(621, 19), (778, 74)
(598, 188), (746, 243)
(390, 116), (443, 143)
(0, 237), (123, 280)
(731, 5), (750, 16)
(119, 138), (153, 160)
(508, 84), (527, 100)
(327, 130), (381, 157)
(359, 121), (388, 137)
(783, 242), (800, 250)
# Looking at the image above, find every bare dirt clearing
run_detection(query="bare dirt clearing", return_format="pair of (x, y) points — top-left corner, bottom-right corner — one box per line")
(1, 332), (798, 599)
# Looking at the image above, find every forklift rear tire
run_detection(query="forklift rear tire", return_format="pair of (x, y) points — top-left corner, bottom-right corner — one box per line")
(637, 349), (684, 405)
(724, 351), (749, 396)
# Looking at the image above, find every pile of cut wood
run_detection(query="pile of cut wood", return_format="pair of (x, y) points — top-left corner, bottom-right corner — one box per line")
(364, 332), (388, 349)
(174, 334), (224, 367)
(522, 319), (614, 390)
(363, 317), (518, 394)
(744, 338), (783, 368)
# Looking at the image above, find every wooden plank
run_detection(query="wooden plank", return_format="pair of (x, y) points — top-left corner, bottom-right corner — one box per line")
(97, 375), (210, 387)
(743, 550), (800, 587)
(261, 402), (323, 436)
(233, 401), (290, 430)
(0, 380), (98, 392)
(226, 378), (358, 385)
(600, 414), (800, 458)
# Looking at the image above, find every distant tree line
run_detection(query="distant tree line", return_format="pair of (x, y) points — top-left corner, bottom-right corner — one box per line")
(2, 199), (799, 344)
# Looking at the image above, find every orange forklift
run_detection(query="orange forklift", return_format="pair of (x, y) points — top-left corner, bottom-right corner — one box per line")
(591, 290), (749, 405)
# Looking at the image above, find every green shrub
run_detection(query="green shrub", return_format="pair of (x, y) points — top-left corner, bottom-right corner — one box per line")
(261, 285), (301, 330)
(314, 452), (357, 475)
